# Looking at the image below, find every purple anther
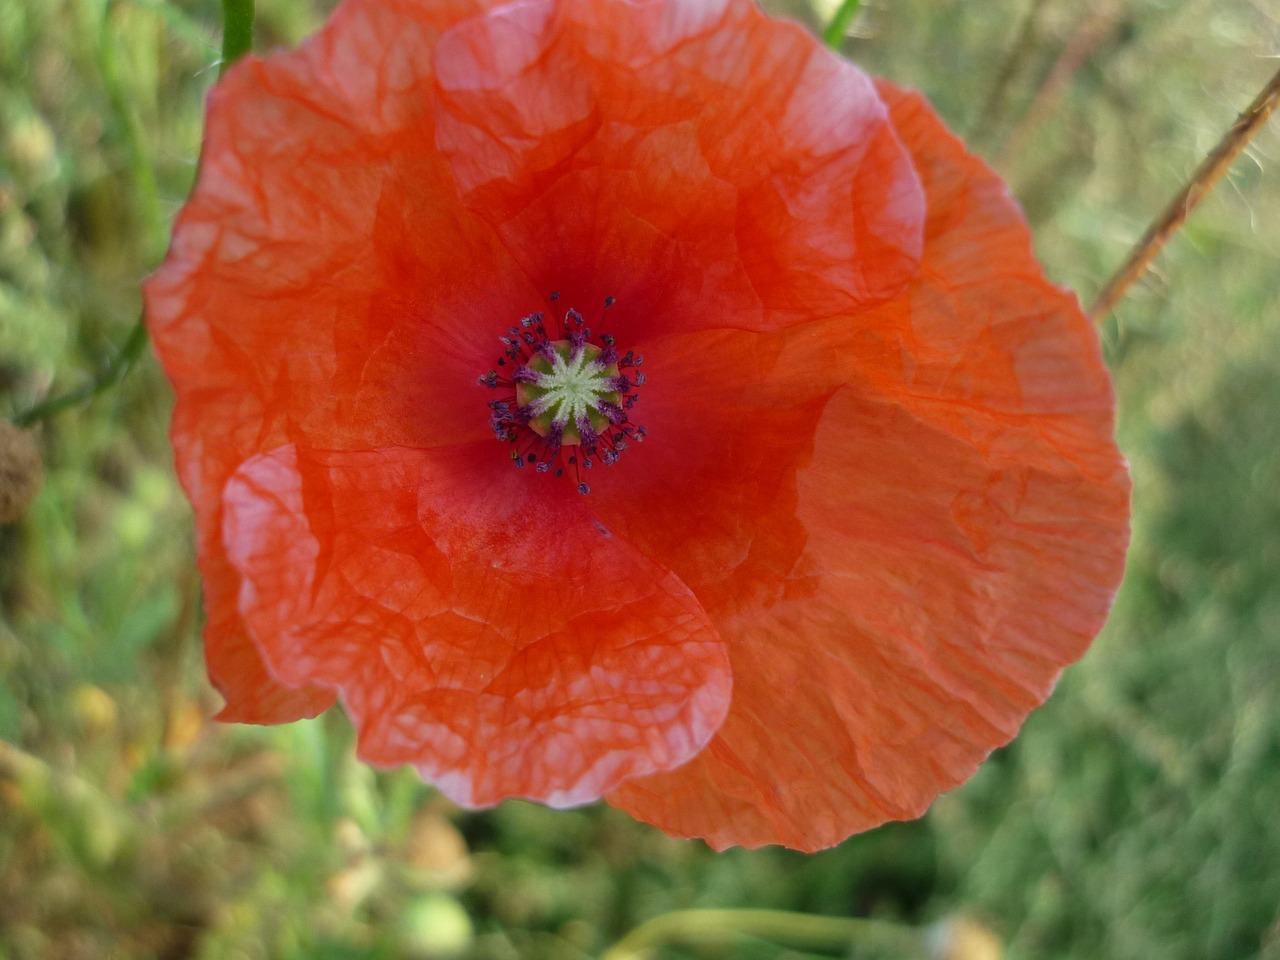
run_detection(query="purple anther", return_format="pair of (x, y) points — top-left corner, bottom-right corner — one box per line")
(635, 373), (647, 386)
(546, 422), (564, 454)
(549, 291), (560, 302)
(577, 417), (600, 454)
(484, 304), (649, 487)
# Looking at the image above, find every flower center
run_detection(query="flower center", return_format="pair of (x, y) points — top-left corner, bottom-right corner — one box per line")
(516, 341), (621, 444)
(478, 299), (646, 494)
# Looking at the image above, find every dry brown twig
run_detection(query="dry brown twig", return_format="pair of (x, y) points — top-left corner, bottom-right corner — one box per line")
(994, 2), (1125, 170)
(1089, 64), (1280, 324)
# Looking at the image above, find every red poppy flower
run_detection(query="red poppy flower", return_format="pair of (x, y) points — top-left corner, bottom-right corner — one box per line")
(145, 0), (1129, 849)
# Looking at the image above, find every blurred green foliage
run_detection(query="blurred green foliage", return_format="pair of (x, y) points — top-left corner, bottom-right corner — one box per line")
(2, 0), (1279, 958)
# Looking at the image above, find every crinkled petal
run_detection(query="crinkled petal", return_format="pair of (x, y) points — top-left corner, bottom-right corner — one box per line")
(607, 83), (1130, 851)
(433, 0), (924, 334)
(221, 443), (731, 807)
(200, 540), (338, 723)
(585, 322), (836, 594)
(145, 0), (530, 719)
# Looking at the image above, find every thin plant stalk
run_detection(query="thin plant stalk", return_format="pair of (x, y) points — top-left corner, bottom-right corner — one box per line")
(598, 908), (924, 960)
(968, 0), (1051, 145)
(823, 0), (863, 50)
(993, 2), (1122, 171)
(13, 321), (149, 428)
(1089, 65), (1280, 323)
(13, 0), (257, 427)
(220, 0), (255, 75)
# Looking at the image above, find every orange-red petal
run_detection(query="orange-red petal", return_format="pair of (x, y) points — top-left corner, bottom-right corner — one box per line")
(221, 443), (731, 807)
(607, 84), (1130, 851)
(146, 0), (524, 720)
(147, 0), (1128, 848)
(146, 0), (923, 728)
(433, 0), (924, 334)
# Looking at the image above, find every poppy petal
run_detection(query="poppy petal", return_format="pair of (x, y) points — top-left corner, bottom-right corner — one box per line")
(433, 0), (925, 334)
(607, 85), (1129, 851)
(145, 0), (537, 723)
(220, 443), (732, 807)
(200, 543), (338, 723)
(585, 321), (837, 595)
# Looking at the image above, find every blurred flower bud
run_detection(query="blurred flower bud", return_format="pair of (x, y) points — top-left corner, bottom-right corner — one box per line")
(72, 684), (118, 735)
(0, 421), (42, 524)
(927, 917), (1004, 960)
(403, 810), (473, 891)
(6, 113), (58, 182)
(398, 893), (474, 959)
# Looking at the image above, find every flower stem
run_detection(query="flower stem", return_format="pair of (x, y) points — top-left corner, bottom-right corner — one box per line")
(967, 0), (1051, 146)
(598, 908), (924, 960)
(992, 2), (1122, 172)
(13, 0), (256, 428)
(102, 0), (164, 259)
(220, 0), (255, 76)
(12, 317), (149, 428)
(823, 0), (863, 50)
(1088, 64), (1280, 324)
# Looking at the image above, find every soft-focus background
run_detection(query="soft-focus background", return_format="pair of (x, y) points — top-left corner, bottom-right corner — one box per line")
(2, 0), (1279, 957)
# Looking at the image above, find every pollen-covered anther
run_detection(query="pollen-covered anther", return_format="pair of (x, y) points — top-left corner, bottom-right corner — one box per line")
(481, 304), (646, 491)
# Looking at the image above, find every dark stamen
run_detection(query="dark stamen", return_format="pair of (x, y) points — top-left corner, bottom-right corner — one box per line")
(482, 299), (646, 495)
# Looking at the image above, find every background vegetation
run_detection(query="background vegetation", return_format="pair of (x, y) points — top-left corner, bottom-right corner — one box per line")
(2, 0), (1278, 957)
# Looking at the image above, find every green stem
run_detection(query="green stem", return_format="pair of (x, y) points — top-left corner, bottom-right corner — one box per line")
(220, 0), (254, 75)
(102, 0), (164, 257)
(13, 318), (149, 428)
(599, 908), (925, 960)
(823, 0), (863, 50)
(13, 0), (253, 427)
